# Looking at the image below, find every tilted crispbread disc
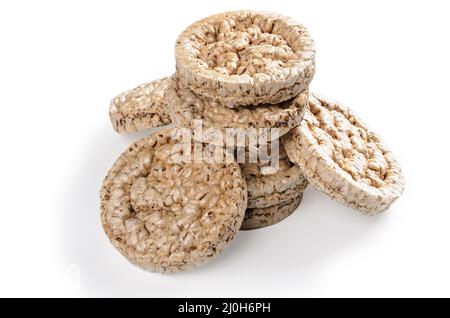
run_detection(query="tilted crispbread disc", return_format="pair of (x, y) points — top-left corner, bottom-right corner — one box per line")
(100, 128), (247, 272)
(282, 94), (405, 214)
(175, 10), (315, 108)
(167, 77), (308, 143)
(109, 77), (171, 133)
(241, 194), (303, 230)
(241, 142), (308, 209)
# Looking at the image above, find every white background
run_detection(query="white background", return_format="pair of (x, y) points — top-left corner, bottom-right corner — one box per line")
(0, 0), (449, 297)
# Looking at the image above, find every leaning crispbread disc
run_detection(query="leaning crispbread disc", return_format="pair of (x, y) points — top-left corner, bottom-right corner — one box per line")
(100, 128), (247, 273)
(282, 94), (405, 214)
(175, 10), (315, 108)
(241, 194), (303, 231)
(109, 77), (171, 133)
(167, 76), (308, 144)
(241, 142), (308, 209)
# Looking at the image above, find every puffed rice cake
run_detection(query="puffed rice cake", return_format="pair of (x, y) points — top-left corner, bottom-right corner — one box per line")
(241, 141), (308, 209)
(241, 194), (303, 230)
(167, 76), (308, 143)
(109, 77), (172, 133)
(282, 93), (405, 214)
(100, 128), (247, 272)
(175, 10), (315, 108)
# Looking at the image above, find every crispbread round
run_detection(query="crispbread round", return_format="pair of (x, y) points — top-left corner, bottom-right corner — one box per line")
(241, 194), (303, 230)
(175, 10), (315, 108)
(109, 77), (171, 133)
(282, 93), (405, 214)
(167, 77), (308, 144)
(100, 128), (247, 273)
(241, 142), (308, 208)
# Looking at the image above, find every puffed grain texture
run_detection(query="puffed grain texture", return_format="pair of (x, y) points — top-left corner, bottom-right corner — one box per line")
(282, 93), (405, 214)
(175, 10), (315, 108)
(241, 194), (303, 230)
(110, 77), (171, 133)
(100, 128), (247, 273)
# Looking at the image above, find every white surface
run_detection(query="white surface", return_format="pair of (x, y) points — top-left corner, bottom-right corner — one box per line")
(0, 0), (449, 297)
